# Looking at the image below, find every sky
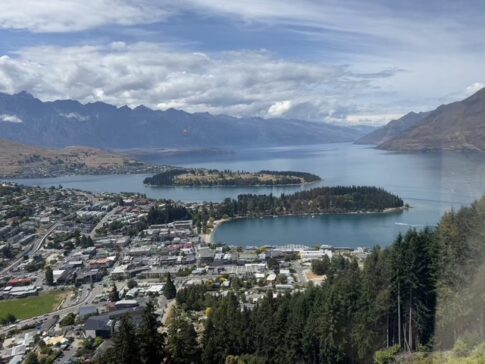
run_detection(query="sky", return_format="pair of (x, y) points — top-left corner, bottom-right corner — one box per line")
(0, 0), (484, 125)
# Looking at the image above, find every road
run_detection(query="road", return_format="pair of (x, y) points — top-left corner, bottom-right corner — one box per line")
(89, 206), (120, 239)
(0, 221), (62, 277)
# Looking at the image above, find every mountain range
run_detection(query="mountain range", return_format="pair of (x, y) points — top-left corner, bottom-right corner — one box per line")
(356, 87), (485, 151)
(0, 92), (367, 149)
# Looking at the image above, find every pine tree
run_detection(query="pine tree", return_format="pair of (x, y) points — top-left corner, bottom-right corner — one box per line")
(112, 315), (140, 364)
(45, 265), (54, 286)
(138, 301), (166, 364)
(163, 272), (177, 299)
(168, 309), (201, 364)
(109, 284), (120, 302)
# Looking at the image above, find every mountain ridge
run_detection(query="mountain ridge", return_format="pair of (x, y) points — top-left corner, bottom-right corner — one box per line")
(0, 91), (368, 149)
(355, 87), (485, 151)
(379, 88), (485, 151)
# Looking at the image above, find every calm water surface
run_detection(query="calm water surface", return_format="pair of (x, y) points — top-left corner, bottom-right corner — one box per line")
(9, 143), (485, 247)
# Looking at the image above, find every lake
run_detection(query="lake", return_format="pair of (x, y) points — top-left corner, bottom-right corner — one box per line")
(9, 143), (485, 247)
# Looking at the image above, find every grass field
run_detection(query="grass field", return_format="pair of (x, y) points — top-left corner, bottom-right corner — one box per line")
(0, 290), (68, 321)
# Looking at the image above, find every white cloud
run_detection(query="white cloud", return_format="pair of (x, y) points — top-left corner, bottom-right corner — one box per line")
(267, 100), (292, 117)
(465, 82), (484, 95)
(60, 112), (90, 121)
(346, 113), (404, 125)
(0, 0), (168, 32)
(0, 114), (23, 123)
(0, 43), (398, 123)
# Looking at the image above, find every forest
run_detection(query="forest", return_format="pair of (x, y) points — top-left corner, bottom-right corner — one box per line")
(143, 168), (321, 186)
(213, 186), (404, 218)
(96, 195), (485, 364)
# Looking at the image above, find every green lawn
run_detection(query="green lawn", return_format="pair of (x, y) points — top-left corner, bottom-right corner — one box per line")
(0, 290), (68, 321)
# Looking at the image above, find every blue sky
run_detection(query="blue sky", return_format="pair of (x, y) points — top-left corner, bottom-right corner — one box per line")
(0, 0), (484, 124)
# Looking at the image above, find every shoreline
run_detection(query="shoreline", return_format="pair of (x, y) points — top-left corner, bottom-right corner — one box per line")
(144, 179), (321, 189)
(207, 205), (408, 244)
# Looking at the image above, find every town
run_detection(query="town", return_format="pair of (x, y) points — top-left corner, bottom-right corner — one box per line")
(0, 183), (369, 363)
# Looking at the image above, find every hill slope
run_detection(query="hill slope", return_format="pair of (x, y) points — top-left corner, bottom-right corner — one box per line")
(0, 92), (365, 149)
(378, 88), (485, 151)
(0, 139), (158, 178)
(355, 111), (431, 145)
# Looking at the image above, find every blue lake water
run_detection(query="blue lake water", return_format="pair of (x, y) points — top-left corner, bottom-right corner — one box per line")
(8, 143), (485, 247)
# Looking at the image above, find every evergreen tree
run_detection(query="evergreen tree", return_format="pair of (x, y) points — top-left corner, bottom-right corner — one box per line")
(24, 352), (40, 364)
(109, 284), (120, 302)
(45, 265), (54, 286)
(138, 301), (166, 364)
(168, 309), (201, 364)
(164, 273), (177, 299)
(112, 315), (140, 364)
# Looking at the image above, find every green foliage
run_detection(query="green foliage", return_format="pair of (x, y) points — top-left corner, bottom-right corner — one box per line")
(59, 313), (76, 326)
(109, 284), (120, 302)
(374, 345), (401, 364)
(311, 256), (331, 275)
(45, 265), (54, 285)
(0, 313), (16, 325)
(163, 273), (177, 299)
(111, 315), (139, 364)
(127, 279), (138, 289)
(453, 339), (469, 357)
(167, 309), (201, 364)
(138, 301), (166, 364)
(213, 186), (403, 219)
(24, 352), (40, 364)
(147, 204), (192, 225)
(143, 168), (320, 186)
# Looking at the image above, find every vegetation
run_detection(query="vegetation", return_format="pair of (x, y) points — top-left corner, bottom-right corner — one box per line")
(59, 312), (76, 326)
(213, 186), (403, 218)
(99, 301), (167, 364)
(163, 273), (177, 299)
(143, 168), (321, 186)
(109, 284), (120, 302)
(147, 203), (192, 225)
(0, 291), (66, 321)
(45, 265), (54, 286)
(162, 195), (485, 363)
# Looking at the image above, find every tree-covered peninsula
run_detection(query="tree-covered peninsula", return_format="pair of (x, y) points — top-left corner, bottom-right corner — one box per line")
(213, 186), (404, 218)
(143, 168), (321, 186)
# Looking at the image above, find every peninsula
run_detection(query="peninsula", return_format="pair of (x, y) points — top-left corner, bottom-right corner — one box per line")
(143, 168), (321, 187)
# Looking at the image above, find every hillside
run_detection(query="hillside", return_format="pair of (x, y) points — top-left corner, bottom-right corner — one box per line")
(355, 111), (431, 145)
(378, 88), (485, 151)
(0, 139), (160, 178)
(0, 92), (367, 149)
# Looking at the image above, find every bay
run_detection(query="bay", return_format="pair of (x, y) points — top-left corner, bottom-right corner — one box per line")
(9, 143), (485, 247)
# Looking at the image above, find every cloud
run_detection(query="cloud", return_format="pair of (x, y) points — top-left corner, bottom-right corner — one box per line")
(346, 113), (404, 125)
(267, 100), (292, 117)
(60, 113), (90, 121)
(465, 82), (484, 95)
(0, 0), (168, 33)
(0, 43), (398, 123)
(0, 114), (23, 123)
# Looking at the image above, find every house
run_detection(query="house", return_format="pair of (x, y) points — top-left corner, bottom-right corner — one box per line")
(115, 299), (139, 309)
(85, 307), (144, 338)
(79, 306), (98, 320)
(196, 247), (215, 264)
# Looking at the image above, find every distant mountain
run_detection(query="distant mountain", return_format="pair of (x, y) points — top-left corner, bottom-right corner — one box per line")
(0, 92), (366, 149)
(379, 88), (485, 151)
(354, 88), (485, 151)
(355, 111), (431, 145)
